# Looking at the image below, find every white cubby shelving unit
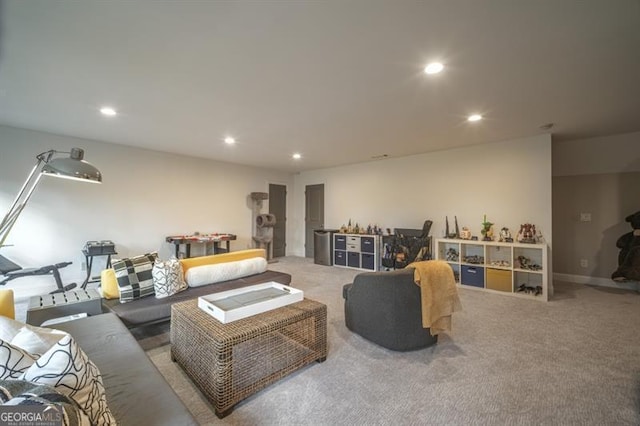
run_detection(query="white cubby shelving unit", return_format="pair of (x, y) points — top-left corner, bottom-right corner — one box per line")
(435, 238), (548, 301)
(333, 233), (380, 271)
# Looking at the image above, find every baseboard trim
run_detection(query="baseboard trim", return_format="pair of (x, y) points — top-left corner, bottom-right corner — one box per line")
(553, 273), (639, 291)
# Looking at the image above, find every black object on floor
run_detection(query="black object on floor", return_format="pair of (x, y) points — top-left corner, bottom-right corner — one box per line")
(0, 254), (21, 274)
(0, 254), (77, 294)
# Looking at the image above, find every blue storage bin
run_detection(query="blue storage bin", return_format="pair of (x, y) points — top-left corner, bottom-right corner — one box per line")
(335, 235), (347, 250)
(348, 251), (360, 268)
(361, 253), (375, 270)
(334, 250), (346, 266)
(361, 236), (375, 253)
(461, 265), (484, 288)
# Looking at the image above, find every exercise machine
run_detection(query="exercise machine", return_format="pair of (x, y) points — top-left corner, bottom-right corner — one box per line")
(0, 254), (77, 294)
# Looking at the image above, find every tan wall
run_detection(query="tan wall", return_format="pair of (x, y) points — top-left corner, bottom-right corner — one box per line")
(553, 131), (640, 176)
(552, 131), (640, 282)
(552, 172), (640, 278)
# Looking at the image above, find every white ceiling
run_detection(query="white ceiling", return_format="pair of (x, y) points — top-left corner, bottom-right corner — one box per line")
(1, 0), (639, 173)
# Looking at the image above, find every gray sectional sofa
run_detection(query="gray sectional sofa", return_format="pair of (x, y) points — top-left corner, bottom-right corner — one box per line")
(55, 313), (198, 425)
(103, 269), (292, 328)
(52, 263), (292, 424)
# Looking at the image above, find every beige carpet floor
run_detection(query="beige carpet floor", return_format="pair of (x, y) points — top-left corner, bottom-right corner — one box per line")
(138, 257), (640, 425)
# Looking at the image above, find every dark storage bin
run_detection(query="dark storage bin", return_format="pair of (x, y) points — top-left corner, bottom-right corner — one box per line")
(334, 250), (346, 266)
(335, 235), (347, 250)
(100, 240), (116, 254)
(348, 251), (360, 268)
(361, 236), (375, 253)
(361, 253), (375, 270)
(84, 241), (102, 255)
(461, 265), (484, 288)
(84, 240), (116, 255)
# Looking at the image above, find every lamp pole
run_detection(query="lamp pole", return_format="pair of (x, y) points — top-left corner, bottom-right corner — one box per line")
(0, 149), (101, 248)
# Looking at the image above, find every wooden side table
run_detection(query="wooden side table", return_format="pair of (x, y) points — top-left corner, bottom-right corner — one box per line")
(26, 288), (102, 326)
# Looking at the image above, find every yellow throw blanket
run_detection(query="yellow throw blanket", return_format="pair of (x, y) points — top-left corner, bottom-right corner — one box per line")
(408, 260), (462, 336)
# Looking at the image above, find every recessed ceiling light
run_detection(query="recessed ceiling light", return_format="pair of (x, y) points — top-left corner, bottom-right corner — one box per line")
(467, 114), (482, 122)
(100, 107), (117, 116)
(292, 153), (302, 160)
(224, 136), (236, 145)
(424, 62), (444, 75)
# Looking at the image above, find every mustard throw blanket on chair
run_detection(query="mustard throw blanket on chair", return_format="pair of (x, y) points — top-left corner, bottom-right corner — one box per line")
(408, 260), (462, 336)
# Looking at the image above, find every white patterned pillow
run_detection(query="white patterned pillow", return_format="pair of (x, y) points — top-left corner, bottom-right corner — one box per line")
(0, 379), (92, 426)
(21, 334), (116, 426)
(0, 316), (67, 354)
(113, 252), (158, 302)
(0, 339), (38, 380)
(152, 258), (188, 299)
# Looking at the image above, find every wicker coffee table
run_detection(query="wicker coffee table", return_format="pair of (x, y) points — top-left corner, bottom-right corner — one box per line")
(170, 298), (327, 418)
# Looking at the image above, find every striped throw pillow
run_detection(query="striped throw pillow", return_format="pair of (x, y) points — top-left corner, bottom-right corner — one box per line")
(113, 252), (158, 303)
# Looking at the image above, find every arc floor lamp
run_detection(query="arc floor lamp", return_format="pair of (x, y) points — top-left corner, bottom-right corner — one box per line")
(0, 147), (102, 249)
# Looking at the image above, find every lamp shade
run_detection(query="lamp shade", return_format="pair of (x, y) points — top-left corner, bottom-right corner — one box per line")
(41, 148), (102, 183)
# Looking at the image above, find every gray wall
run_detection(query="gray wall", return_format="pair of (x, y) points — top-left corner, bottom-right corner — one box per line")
(552, 131), (640, 285)
(0, 125), (293, 300)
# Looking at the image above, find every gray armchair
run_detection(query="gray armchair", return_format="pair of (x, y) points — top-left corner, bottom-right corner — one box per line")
(343, 268), (437, 351)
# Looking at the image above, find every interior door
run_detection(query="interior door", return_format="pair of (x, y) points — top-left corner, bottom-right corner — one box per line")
(305, 184), (324, 258)
(269, 183), (287, 258)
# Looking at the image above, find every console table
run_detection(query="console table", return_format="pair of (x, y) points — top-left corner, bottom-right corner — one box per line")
(166, 233), (237, 258)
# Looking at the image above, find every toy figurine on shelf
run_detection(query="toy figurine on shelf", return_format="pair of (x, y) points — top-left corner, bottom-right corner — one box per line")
(445, 216), (458, 238)
(517, 284), (542, 296)
(445, 248), (459, 261)
(499, 227), (513, 242)
(460, 227), (472, 240)
(516, 255), (542, 271)
(481, 215), (494, 241)
(517, 223), (537, 243)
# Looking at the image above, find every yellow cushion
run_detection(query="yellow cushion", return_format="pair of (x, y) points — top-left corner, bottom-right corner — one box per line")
(101, 268), (119, 300)
(0, 289), (15, 319)
(180, 249), (266, 278)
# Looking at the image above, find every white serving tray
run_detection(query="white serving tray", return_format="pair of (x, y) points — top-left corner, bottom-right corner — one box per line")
(198, 281), (303, 323)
